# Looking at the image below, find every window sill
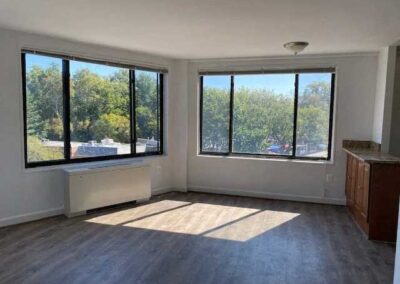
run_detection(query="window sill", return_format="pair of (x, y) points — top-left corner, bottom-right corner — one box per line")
(23, 154), (166, 173)
(197, 153), (334, 165)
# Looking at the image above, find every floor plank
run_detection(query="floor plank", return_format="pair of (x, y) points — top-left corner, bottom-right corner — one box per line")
(0, 192), (395, 284)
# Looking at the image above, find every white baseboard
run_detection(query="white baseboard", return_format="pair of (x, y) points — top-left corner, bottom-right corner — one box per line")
(1, 187), (187, 228)
(0, 207), (64, 228)
(188, 185), (346, 205)
(151, 186), (187, 196)
(0, 186), (341, 228)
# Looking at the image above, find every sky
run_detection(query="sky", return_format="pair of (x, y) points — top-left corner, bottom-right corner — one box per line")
(26, 53), (331, 94)
(204, 73), (331, 95)
(26, 53), (124, 76)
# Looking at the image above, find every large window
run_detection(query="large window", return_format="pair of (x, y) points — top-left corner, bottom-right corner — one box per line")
(22, 50), (164, 168)
(200, 70), (335, 160)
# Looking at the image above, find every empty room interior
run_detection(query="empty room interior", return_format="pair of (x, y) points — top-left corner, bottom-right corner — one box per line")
(1, 0), (400, 283)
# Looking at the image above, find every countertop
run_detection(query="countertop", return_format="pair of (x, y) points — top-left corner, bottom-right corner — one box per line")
(342, 147), (400, 164)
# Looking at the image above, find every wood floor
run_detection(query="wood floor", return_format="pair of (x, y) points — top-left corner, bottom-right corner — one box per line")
(0, 192), (395, 284)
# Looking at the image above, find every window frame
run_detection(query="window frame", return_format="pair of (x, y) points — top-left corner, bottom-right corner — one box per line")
(22, 50), (165, 168)
(199, 68), (335, 161)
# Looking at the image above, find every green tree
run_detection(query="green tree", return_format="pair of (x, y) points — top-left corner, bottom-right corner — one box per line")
(92, 113), (130, 143)
(233, 88), (293, 153)
(26, 94), (47, 137)
(26, 64), (63, 140)
(136, 71), (159, 140)
(202, 87), (230, 151)
(27, 136), (63, 162)
(202, 80), (331, 155)
(297, 81), (331, 145)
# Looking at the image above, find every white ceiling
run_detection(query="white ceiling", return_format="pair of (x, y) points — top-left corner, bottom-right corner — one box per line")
(0, 0), (399, 59)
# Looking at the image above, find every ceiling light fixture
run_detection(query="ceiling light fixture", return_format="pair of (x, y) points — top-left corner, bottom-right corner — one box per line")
(283, 41), (309, 55)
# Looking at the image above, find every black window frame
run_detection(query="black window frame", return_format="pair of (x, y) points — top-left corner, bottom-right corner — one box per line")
(199, 68), (335, 161)
(22, 50), (165, 168)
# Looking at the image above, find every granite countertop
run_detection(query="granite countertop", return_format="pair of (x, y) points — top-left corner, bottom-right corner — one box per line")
(342, 140), (400, 164)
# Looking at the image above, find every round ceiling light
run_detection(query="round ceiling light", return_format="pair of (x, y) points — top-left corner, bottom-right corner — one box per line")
(283, 41), (309, 55)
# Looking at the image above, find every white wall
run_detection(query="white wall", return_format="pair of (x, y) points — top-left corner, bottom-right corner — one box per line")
(187, 54), (378, 204)
(168, 60), (189, 190)
(389, 47), (400, 156)
(0, 28), (187, 226)
(372, 46), (397, 151)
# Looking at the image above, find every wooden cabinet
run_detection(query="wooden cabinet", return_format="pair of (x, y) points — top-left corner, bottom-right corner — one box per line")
(345, 153), (400, 242)
(361, 164), (370, 219)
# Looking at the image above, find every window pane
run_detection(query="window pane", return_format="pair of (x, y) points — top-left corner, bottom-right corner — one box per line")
(233, 74), (295, 155)
(25, 54), (64, 162)
(135, 70), (161, 153)
(70, 60), (130, 158)
(201, 75), (231, 153)
(296, 73), (332, 158)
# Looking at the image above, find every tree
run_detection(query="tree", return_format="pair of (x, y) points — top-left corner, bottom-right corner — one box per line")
(25, 63), (161, 161)
(202, 87), (230, 151)
(92, 113), (130, 143)
(136, 71), (159, 140)
(26, 94), (47, 137)
(26, 64), (63, 140)
(297, 81), (331, 146)
(27, 136), (63, 162)
(202, 80), (331, 155)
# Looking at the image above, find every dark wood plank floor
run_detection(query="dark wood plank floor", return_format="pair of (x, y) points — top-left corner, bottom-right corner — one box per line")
(0, 192), (395, 284)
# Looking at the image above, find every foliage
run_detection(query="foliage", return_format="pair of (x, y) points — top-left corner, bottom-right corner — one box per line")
(26, 61), (331, 160)
(26, 64), (63, 140)
(26, 63), (161, 161)
(136, 71), (160, 140)
(201, 88), (230, 152)
(297, 82), (331, 146)
(26, 65), (160, 154)
(92, 113), (130, 143)
(27, 136), (64, 162)
(202, 81), (331, 155)
(233, 88), (294, 153)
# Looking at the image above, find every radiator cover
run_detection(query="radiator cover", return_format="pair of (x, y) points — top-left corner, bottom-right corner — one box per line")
(64, 163), (151, 217)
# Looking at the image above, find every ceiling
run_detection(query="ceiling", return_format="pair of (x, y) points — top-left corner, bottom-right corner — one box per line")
(0, 0), (399, 59)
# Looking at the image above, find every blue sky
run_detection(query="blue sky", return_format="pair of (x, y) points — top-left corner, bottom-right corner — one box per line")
(204, 73), (331, 95)
(26, 53), (123, 76)
(26, 54), (331, 92)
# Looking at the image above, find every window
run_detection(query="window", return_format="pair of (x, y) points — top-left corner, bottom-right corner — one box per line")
(200, 75), (231, 153)
(233, 74), (295, 155)
(24, 54), (64, 163)
(200, 70), (335, 160)
(22, 50), (164, 168)
(296, 73), (332, 159)
(135, 70), (162, 153)
(69, 60), (131, 158)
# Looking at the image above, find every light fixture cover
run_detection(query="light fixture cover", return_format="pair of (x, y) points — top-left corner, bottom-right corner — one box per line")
(283, 41), (309, 55)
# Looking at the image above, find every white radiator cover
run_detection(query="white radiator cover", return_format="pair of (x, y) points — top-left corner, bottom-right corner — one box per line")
(64, 163), (151, 217)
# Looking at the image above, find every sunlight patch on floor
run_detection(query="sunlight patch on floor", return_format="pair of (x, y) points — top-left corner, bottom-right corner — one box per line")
(85, 199), (300, 242)
(122, 202), (259, 235)
(204, 210), (300, 241)
(85, 200), (191, 225)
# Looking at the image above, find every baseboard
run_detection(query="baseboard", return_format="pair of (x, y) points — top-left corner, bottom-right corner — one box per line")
(152, 186), (187, 196)
(0, 187), (186, 227)
(188, 185), (346, 205)
(0, 186), (340, 228)
(0, 207), (64, 228)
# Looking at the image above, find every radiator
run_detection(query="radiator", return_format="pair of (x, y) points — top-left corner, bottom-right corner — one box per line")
(64, 163), (151, 217)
